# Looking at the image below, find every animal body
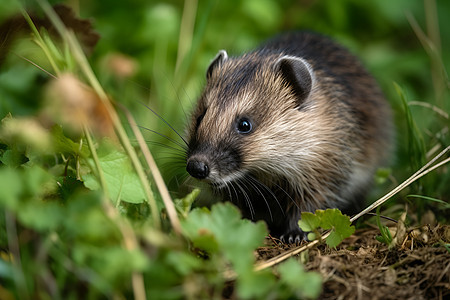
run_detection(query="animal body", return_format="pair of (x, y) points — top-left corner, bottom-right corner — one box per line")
(185, 32), (392, 243)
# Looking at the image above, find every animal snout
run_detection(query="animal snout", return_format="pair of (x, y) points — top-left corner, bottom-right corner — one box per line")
(186, 158), (210, 179)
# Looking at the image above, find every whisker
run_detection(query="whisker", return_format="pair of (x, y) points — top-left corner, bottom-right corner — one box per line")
(270, 179), (299, 211)
(165, 73), (190, 123)
(234, 178), (255, 219)
(166, 172), (190, 191)
(153, 152), (187, 163)
(137, 101), (188, 146)
(220, 179), (234, 205)
(125, 78), (151, 92)
(161, 159), (188, 165)
(180, 176), (193, 189)
(244, 176), (274, 221)
(154, 158), (187, 168)
(142, 140), (187, 155)
(138, 126), (187, 150)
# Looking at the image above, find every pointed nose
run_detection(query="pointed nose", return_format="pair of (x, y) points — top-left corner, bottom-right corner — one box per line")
(186, 159), (210, 179)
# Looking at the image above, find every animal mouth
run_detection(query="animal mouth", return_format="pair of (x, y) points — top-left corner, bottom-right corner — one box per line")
(210, 179), (230, 190)
(208, 172), (247, 190)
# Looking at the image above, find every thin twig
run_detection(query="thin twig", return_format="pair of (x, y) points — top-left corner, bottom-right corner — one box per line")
(83, 125), (109, 196)
(408, 101), (449, 119)
(351, 146), (449, 223)
(14, 53), (57, 78)
(5, 211), (30, 300)
(364, 213), (398, 223)
(121, 103), (182, 236)
(254, 234), (329, 273)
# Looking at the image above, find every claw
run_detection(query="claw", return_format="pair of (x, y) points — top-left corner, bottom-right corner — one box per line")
(276, 219), (307, 244)
(279, 232), (304, 244)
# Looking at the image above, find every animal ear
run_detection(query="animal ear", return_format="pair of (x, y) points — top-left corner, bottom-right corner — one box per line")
(274, 56), (314, 104)
(206, 50), (228, 79)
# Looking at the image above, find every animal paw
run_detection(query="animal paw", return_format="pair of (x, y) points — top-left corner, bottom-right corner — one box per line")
(279, 229), (307, 244)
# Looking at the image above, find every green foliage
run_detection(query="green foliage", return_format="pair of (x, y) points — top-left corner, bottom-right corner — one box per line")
(375, 207), (394, 246)
(375, 167), (392, 185)
(174, 187), (200, 218)
(394, 83), (427, 172)
(277, 258), (322, 299)
(182, 202), (267, 266)
(299, 209), (356, 248)
(182, 203), (322, 299)
(82, 140), (147, 205)
(407, 194), (450, 210)
(0, 112), (323, 299)
(182, 203), (273, 298)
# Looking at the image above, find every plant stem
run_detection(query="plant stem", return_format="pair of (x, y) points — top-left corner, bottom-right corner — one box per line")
(5, 211), (30, 300)
(36, 0), (161, 228)
(175, 0), (198, 74)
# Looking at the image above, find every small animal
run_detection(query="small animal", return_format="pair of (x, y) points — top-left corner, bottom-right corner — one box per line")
(185, 32), (392, 243)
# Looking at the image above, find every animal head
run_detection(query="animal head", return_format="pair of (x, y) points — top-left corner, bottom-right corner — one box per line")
(185, 50), (336, 192)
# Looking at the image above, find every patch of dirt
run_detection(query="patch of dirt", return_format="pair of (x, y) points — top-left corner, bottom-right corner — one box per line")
(257, 225), (450, 300)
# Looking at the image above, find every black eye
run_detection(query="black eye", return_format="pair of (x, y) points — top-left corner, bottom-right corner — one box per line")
(236, 118), (252, 134)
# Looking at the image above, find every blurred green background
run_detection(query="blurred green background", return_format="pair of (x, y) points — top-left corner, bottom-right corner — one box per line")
(1, 0), (449, 208)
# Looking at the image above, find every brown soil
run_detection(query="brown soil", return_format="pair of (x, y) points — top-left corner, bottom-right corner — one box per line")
(257, 224), (450, 300)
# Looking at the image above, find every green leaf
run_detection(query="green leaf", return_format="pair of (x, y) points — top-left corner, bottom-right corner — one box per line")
(375, 168), (391, 185)
(22, 165), (55, 196)
(326, 230), (349, 248)
(406, 194), (450, 209)
(72, 245), (150, 286)
(0, 168), (22, 209)
(174, 188), (200, 218)
(82, 144), (147, 204)
(18, 201), (63, 231)
(299, 209), (355, 248)
(394, 83), (426, 171)
(237, 270), (275, 299)
(208, 204), (267, 276)
(317, 209), (343, 229)
(0, 148), (28, 167)
(181, 207), (219, 253)
(0, 165), (55, 210)
(51, 125), (89, 157)
(307, 232), (317, 241)
(375, 206), (393, 246)
(278, 258), (322, 299)
(64, 192), (121, 243)
(320, 209), (355, 248)
(165, 251), (202, 276)
(181, 202), (267, 275)
(298, 212), (320, 232)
